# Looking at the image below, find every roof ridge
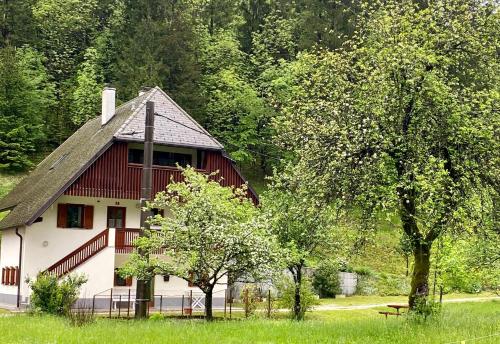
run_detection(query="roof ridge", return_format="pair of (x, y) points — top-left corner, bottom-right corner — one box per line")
(115, 88), (158, 136)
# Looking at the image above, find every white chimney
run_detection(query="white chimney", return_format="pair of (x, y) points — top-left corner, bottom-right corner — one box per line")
(101, 87), (116, 125)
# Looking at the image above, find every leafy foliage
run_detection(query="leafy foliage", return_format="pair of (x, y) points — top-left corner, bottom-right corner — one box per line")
(0, 46), (55, 171)
(312, 261), (341, 298)
(277, 277), (319, 320)
(27, 272), (87, 316)
(121, 167), (279, 320)
(273, 0), (499, 309)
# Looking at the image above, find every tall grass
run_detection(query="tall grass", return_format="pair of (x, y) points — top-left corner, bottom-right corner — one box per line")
(0, 301), (498, 343)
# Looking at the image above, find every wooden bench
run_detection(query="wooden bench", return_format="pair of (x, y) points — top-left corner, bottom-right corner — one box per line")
(379, 304), (409, 318)
(378, 311), (401, 319)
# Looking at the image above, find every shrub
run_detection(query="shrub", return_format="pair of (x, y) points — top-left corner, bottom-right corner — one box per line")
(355, 272), (409, 296)
(27, 272), (87, 316)
(407, 299), (442, 323)
(353, 266), (375, 276)
(241, 284), (261, 318)
(312, 261), (341, 298)
(149, 313), (165, 321)
(277, 277), (319, 319)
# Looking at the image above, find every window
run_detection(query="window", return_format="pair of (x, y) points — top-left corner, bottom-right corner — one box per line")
(163, 274), (170, 282)
(67, 205), (84, 228)
(107, 207), (126, 229)
(151, 208), (164, 217)
(114, 269), (132, 287)
(57, 204), (94, 229)
(128, 149), (192, 168)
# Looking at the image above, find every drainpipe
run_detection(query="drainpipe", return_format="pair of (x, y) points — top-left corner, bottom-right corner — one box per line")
(14, 227), (23, 308)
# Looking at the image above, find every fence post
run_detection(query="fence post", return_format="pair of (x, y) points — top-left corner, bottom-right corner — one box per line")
(229, 289), (232, 319)
(189, 290), (193, 317)
(268, 289), (271, 318)
(127, 289), (131, 319)
(224, 289), (227, 319)
(181, 295), (185, 316)
(244, 288), (249, 318)
(118, 295), (122, 317)
(160, 295), (163, 314)
(92, 295), (95, 316)
(109, 289), (113, 319)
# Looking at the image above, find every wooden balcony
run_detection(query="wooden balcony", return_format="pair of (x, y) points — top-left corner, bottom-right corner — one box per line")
(115, 228), (164, 254)
(115, 228), (140, 254)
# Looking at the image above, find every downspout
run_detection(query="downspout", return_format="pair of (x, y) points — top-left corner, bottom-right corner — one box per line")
(15, 227), (23, 308)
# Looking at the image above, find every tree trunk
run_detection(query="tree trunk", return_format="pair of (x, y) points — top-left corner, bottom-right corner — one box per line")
(409, 242), (432, 309)
(293, 264), (303, 320)
(205, 288), (213, 321)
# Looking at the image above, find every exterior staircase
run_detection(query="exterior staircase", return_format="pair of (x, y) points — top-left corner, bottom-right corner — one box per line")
(45, 229), (109, 277)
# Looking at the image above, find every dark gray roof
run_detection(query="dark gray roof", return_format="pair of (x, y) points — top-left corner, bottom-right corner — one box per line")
(115, 88), (223, 149)
(0, 87), (222, 230)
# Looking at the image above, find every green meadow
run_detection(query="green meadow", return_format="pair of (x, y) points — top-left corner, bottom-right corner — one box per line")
(1, 301), (498, 344)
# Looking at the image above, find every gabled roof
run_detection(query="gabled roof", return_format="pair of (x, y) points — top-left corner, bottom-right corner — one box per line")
(115, 88), (222, 149)
(0, 87), (223, 230)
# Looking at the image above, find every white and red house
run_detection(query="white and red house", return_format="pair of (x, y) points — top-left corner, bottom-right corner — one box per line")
(0, 86), (257, 309)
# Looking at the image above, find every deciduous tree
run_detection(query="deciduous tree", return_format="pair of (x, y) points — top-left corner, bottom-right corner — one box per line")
(274, 0), (499, 309)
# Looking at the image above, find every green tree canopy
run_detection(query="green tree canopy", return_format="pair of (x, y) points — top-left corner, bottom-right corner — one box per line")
(273, 0), (499, 309)
(0, 46), (55, 171)
(122, 168), (279, 320)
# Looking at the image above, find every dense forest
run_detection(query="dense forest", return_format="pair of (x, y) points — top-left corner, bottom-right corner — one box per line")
(0, 0), (432, 175)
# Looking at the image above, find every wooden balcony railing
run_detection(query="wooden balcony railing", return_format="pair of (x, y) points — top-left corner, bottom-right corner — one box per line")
(46, 229), (109, 277)
(115, 228), (141, 254)
(115, 228), (165, 254)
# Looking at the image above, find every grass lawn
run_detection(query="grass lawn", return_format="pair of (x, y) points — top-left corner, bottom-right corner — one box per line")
(0, 301), (498, 343)
(317, 292), (499, 306)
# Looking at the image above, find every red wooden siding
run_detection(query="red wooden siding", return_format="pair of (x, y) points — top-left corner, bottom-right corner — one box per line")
(64, 142), (258, 203)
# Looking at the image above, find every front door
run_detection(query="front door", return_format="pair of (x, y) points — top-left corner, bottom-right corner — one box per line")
(107, 206), (126, 229)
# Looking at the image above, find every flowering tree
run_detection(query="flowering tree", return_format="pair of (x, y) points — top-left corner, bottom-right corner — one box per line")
(261, 174), (350, 320)
(274, 0), (499, 309)
(122, 167), (278, 320)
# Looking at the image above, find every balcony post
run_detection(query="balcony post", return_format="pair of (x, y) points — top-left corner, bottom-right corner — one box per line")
(108, 227), (116, 248)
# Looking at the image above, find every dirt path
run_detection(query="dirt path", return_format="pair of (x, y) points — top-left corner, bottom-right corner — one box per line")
(313, 296), (499, 311)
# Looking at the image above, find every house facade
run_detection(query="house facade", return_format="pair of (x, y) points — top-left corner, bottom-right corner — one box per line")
(0, 86), (257, 309)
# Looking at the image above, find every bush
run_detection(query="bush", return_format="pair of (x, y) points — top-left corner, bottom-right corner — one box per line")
(149, 313), (165, 321)
(27, 272), (87, 316)
(355, 272), (409, 296)
(312, 261), (341, 298)
(241, 284), (261, 318)
(277, 277), (319, 319)
(407, 299), (442, 323)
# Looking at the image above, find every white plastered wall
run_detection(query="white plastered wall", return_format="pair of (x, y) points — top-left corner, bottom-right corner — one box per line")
(22, 195), (142, 298)
(19, 194), (227, 300)
(0, 227), (26, 302)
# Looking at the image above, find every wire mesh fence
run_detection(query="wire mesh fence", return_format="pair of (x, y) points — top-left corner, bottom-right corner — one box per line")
(77, 287), (276, 319)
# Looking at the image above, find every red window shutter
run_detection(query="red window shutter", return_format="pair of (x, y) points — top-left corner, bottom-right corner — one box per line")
(83, 205), (94, 229)
(1, 268), (5, 285)
(57, 204), (68, 228)
(13, 267), (18, 286)
(8, 267), (13, 285)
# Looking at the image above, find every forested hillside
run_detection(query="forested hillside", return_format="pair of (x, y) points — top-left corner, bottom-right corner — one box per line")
(0, 0), (378, 176)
